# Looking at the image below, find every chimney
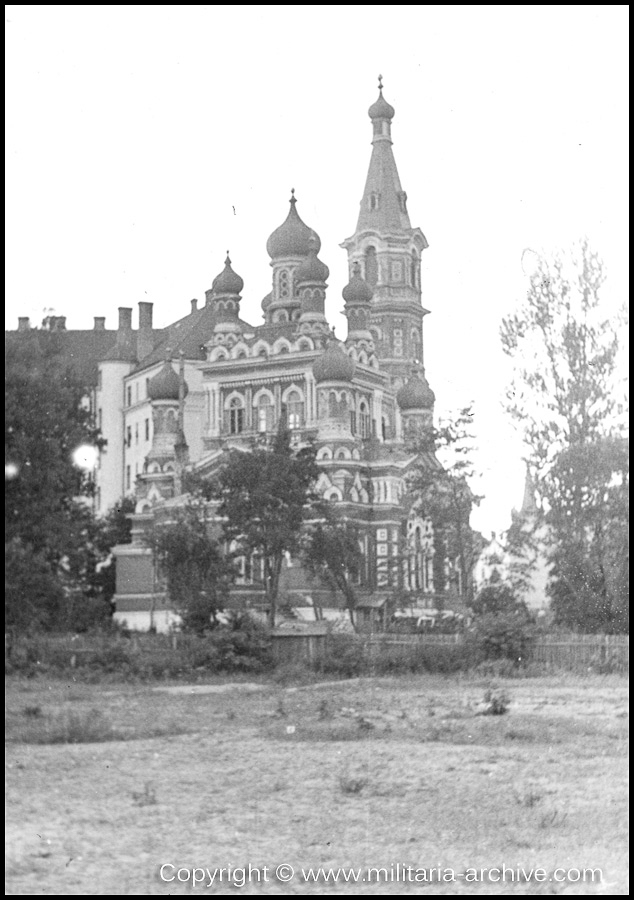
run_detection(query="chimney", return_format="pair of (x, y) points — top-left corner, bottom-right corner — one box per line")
(191, 298), (198, 313)
(94, 316), (106, 331)
(118, 307), (133, 335)
(137, 301), (154, 361)
(18, 317), (30, 332)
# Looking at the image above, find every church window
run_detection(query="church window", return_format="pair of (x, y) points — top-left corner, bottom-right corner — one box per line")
(411, 251), (419, 288)
(359, 401), (371, 438)
(126, 426), (132, 448)
(125, 465), (131, 490)
(391, 260), (403, 282)
(393, 328), (403, 357)
(365, 247), (378, 288)
(145, 418), (150, 441)
(256, 395), (274, 433)
(286, 390), (304, 430)
(369, 193), (379, 211)
(228, 397), (245, 435)
(350, 410), (357, 434)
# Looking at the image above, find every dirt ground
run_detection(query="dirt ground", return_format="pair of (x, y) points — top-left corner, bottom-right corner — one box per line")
(5, 673), (629, 895)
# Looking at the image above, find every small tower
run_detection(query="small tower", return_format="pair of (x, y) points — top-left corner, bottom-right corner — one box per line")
(205, 253), (244, 352)
(135, 357), (189, 508)
(266, 190), (321, 325)
(296, 235), (330, 344)
(312, 340), (357, 442)
(341, 77), (429, 382)
(343, 261), (375, 360)
(396, 366), (435, 447)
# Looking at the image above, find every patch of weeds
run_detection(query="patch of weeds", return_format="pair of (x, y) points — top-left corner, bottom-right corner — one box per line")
(10, 708), (119, 744)
(274, 698), (287, 718)
(479, 689), (511, 716)
(515, 788), (543, 808)
(338, 773), (368, 795)
(22, 705), (43, 718)
(226, 710), (236, 721)
(539, 809), (568, 829)
(317, 699), (332, 720)
(131, 782), (157, 807)
(357, 716), (374, 732)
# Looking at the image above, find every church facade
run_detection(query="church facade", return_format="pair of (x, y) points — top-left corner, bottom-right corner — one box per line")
(11, 81), (468, 631)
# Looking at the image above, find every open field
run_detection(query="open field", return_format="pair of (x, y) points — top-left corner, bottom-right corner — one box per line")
(5, 673), (629, 895)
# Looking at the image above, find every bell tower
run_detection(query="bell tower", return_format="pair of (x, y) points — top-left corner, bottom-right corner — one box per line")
(340, 77), (430, 386)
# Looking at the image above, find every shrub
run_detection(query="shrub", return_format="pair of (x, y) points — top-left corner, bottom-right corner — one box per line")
(469, 611), (536, 666)
(313, 634), (365, 678)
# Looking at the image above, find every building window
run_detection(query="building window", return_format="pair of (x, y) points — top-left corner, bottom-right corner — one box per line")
(359, 401), (371, 439)
(125, 465), (131, 490)
(228, 397), (244, 434)
(411, 250), (419, 288)
(286, 391), (304, 429)
(146, 378), (150, 397)
(365, 247), (378, 288)
(350, 411), (357, 435)
(145, 418), (150, 441)
(126, 386), (132, 407)
(256, 396), (274, 433)
(369, 193), (379, 211)
(98, 408), (102, 430)
(126, 426), (132, 448)
(135, 423), (139, 445)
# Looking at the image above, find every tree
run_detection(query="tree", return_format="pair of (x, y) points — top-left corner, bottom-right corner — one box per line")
(409, 406), (483, 607)
(500, 239), (628, 632)
(5, 329), (105, 632)
(214, 424), (321, 627)
(150, 500), (234, 634)
(302, 513), (363, 628)
(5, 330), (102, 563)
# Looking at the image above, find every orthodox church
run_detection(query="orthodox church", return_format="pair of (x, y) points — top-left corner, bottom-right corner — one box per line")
(12, 80), (468, 631)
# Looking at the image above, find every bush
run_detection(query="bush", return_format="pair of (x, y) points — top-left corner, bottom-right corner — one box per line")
(469, 610), (536, 666)
(313, 634), (365, 678)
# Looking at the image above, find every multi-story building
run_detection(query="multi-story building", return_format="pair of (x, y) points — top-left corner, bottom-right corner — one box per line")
(8, 81), (469, 630)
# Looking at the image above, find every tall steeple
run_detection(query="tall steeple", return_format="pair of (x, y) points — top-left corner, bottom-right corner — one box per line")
(356, 74), (411, 234)
(340, 77), (430, 386)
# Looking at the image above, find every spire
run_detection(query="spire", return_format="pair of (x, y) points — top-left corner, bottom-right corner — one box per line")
(357, 77), (410, 233)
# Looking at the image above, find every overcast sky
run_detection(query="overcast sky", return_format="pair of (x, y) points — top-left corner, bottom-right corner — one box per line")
(5, 5), (628, 536)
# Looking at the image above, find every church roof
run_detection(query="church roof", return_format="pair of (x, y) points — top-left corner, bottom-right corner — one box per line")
(147, 358), (188, 401)
(266, 190), (321, 259)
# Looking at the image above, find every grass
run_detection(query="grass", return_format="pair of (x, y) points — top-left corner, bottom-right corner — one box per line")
(5, 673), (629, 895)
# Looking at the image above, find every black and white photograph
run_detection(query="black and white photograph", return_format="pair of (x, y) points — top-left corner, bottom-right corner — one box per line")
(5, 5), (628, 895)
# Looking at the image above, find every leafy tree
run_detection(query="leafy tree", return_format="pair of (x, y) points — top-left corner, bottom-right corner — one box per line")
(90, 497), (135, 604)
(409, 405), (483, 606)
(500, 239), (628, 632)
(302, 514), (363, 628)
(214, 424), (321, 627)
(5, 329), (102, 563)
(471, 572), (529, 617)
(150, 500), (234, 634)
(5, 329), (105, 633)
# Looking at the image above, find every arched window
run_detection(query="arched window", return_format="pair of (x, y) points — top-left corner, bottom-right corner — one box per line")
(256, 394), (274, 433)
(365, 247), (378, 288)
(359, 400), (371, 439)
(286, 390), (304, 430)
(228, 397), (244, 435)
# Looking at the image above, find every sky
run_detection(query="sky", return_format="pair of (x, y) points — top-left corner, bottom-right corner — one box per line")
(5, 5), (629, 536)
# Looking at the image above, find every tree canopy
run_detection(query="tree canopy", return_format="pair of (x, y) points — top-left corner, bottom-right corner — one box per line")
(500, 239), (628, 632)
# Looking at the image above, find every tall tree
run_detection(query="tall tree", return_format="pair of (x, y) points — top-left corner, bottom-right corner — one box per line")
(500, 239), (628, 632)
(150, 499), (234, 634)
(409, 406), (483, 607)
(302, 513), (363, 628)
(5, 329), (105, 632)
(214, 423), (321, 627)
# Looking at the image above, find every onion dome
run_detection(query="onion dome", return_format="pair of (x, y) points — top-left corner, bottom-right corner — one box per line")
(266, 189), (321, 259)
(369, 76), (395, 120)
(261, 291), (273, 312)
(342, 262), (373, 305)
(211, 253), (244, 295)
(295, 235), (329, 284)
(396, 371), (435, 410)
(313, 341), (356, 384)
(147, 359), (189, 401)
